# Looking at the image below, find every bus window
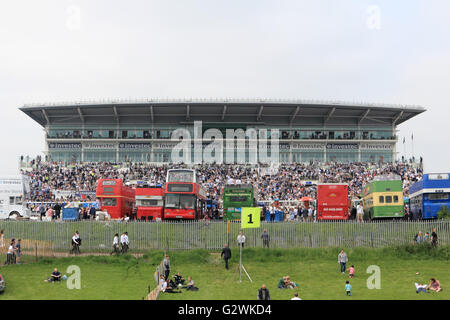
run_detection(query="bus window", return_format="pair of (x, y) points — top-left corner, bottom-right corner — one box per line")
(385, 196), (392, 203)
(379, 196), (384, 204)
(15, 197), (22, 205)
(102, 198), (117, 206)
(9, 197), (14, 205)
(393, 195), (399, 203)
(180, 195), (195, 209)
(165, 194), (179, 208)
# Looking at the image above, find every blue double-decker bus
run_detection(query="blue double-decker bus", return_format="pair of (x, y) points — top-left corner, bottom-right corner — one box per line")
(409, 173), (450, 219)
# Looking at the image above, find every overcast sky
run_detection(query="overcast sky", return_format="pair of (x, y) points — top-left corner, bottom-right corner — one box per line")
(1, 0), (449, 174)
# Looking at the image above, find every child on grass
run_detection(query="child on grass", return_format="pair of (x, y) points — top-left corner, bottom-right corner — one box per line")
(348, 265), (355, 278)
(345, 281), (352, 296)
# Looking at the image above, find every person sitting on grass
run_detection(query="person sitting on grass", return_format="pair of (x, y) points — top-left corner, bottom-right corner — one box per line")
(185, 277), (198, 291)
(159, 275), (166, 291)
(348, 265), (355, 278)
(45, 268), (62, 282)
(173, 272), (185, 286)
(284, 276), (299, 289)
(277, 276), (287, 289)
(427, 278), (442, 292)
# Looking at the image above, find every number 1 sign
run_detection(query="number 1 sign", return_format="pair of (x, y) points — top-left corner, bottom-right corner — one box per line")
(241, 207), (261, 229)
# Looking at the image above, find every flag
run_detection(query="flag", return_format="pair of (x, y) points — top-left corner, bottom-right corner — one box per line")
(241, 207), (261, 229)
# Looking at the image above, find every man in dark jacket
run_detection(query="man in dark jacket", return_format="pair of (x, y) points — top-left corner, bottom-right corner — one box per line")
(221, 244), (232, 270)
(53, 202), (61, 220)
(257, 284), (270, 300)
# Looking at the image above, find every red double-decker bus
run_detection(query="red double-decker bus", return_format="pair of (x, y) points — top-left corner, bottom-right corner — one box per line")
(135, 185), (165, 221)
(163, 169), (207, 220)
(96, 179), (135, 219)
(317, 183), (350, 220)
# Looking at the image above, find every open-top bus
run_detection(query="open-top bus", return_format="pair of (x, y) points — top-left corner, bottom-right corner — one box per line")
(317, 183), (349, 220)
(135, 184), (165, 221)
(223, 184), (257, 221)
(409, 173), (450, 219)
(362, 174), (404, 220)
(164, 169), (207, 220)
(96, 179), (135, 219)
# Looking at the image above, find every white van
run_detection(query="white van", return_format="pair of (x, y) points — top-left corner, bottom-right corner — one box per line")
(0, 175), (32, 219)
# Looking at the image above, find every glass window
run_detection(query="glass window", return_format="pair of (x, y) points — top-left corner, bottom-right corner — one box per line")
(165, 194), (179, 208)
(393, 195), (399, 203)
(180, 195), (196, 209)
(15, 197), (22, 205)
(385, 196), (392, 203)
(379, 196), (384, 203)
(102, 198), (117, 206)
(138, 199), (162, 207)
(10, 197), (14, 205)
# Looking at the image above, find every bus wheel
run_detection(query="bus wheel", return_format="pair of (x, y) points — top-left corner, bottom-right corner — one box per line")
(8, 212), (20, 220)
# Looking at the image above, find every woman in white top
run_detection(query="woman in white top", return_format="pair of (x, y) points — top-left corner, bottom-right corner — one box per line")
(5, 239), (16, 265)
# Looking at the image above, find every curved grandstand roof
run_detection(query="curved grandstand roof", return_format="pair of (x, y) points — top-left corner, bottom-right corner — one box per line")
(20, 98), (425, 127)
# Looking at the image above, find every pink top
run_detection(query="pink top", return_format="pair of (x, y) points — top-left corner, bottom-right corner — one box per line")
(349, 267), (355, 275)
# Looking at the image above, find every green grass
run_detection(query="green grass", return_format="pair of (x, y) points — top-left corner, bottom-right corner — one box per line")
(1, 246), (448, 300)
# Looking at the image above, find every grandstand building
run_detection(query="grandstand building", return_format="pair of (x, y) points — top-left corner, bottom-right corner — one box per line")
(20, 99), (425, 164)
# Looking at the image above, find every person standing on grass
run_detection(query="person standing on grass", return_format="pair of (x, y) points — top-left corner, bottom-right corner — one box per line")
(110, 233), (120, 255)
(120, 232), (129, 254)
(257, 284), (271, 300)
(431, 228), (438, 247)
(70, 231), (80, 255)
(221, 243), (232, 270)
(15, 239), (22, 264)
(261, 229), (270, 248)
(163, 254), (171, 280)
(237, 231), (246, 248)
(5, 239), (16, 265)
(0, 230), (4, 249)
(345, 281), (352, 296)
(338, 250), (348, 274)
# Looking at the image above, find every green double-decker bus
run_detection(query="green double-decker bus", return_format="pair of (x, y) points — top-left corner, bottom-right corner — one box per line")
(223, 184), (257, 221)
(361, 175), (404, 219)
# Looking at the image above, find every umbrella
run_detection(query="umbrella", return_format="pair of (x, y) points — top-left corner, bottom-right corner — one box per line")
(300, 196), (314, 202)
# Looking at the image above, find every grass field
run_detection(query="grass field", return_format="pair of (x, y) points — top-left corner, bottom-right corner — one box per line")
(0, 245), (448, 300)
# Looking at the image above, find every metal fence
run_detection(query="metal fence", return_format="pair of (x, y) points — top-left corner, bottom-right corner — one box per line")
(0, 220), (448, 254)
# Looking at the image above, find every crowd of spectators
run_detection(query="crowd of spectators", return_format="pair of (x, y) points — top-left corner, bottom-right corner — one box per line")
(21, 160), (423, 204)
